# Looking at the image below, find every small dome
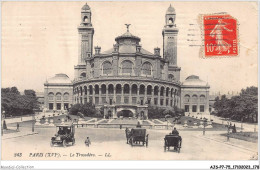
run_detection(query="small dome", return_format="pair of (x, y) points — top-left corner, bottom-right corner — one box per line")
(81, 3), (90, 11)
(115, 31), (141, 42)
(47, 73), (72, 84)
(182, 75), (208, 86)
(166, 4), (176, 15)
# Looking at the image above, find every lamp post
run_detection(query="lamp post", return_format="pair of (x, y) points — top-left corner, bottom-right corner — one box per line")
(32, 109), (36, 133)
(227, 124), (230, 141)
(203, 118), (207, 135)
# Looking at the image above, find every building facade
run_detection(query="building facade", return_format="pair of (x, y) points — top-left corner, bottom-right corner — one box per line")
(44, 73), (73, 111)
(44, 3), (210, 119)
(181, 75), (210, 117)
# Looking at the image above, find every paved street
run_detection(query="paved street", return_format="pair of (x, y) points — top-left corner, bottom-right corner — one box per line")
(1, 126), (257, 160)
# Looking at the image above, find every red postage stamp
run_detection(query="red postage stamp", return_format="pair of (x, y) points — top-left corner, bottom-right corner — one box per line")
(203, 14), (238, 57)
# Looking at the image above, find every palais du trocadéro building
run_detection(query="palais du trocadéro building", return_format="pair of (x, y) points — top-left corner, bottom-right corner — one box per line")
(44, 3), (210, 119)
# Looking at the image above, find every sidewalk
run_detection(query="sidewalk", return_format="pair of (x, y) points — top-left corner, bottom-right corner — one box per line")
(197, 132), (258, 153)
(211, 115), (258, 132)
(2, 127), (38, 140)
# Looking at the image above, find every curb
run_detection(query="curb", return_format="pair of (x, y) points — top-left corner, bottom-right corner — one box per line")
(198, 135), (257, 153)
(2, 132), (39, 140)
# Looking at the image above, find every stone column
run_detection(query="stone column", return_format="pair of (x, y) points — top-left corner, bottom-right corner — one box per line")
(129, 85), (132, 104)
(144, 86), (147, 104)
(158, 90), (161, 106)
(121, 86), (124, 104)
(86, 88), (89, 103)
(163, 90), (166, 106)
(92, 92), (95, 105)
(99, 87), (102, 105)
(54, 94), (56, 110)
(113, 86), (116, 103)
(82, 88), (85, 104)
(106, 86), (109, 103)
(61, 96), (64, 110)
(137, 87), (140, 104)
(151, 88), (154, 105)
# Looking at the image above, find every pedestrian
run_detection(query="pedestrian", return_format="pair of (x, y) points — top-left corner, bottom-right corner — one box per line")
(3, 120), (7, 130)
(85, 137), (91, 147)
(16, 123), (20, 132)
(136, 122), (141, 128)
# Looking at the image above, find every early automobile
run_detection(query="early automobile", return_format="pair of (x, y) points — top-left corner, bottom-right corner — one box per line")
(126, 128), (149, 147)
(164, 134), (182, 153)
(50, 123), (75, 147)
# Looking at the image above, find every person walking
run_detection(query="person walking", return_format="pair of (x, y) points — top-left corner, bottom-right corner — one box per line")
(16, 123), (20, 132)
(85, 137), (91, 147)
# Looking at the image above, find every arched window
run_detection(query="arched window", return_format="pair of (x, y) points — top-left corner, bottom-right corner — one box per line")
(116, 84), (122, 94)
(200, 95), (205, 102)
(102, 61), (112, 75)
(89, 85), (93, 95)
(121, 60), (133, 74)
(154, 86), (159, 96)
(124, 84), (130, 94)
(80, 87), (83, 96)
(91, 63), (94, 77)
(56, 93), (62, 101)
(139, 85), (145, 95)
(48, 93), (54, 101)
(184, 94), (190, 102)
(169, 18), (173, 24)
(83, 16), (88, 22)
(168, 74), (174, 81)
(192, 95), (198, 102)
(160, 64), (164, 78)
(142, 62), (152, 75)
(84, 86), (87, 95)
(108, 84), (114, 94)
(95, 85), (99, 94)
(64, 93), (69, 101)
(147, 85), (152, 95)
(131, 84), (137, 95)
(80, 72), (86, 78)
(101, 84), (106, 94)
(160, 87), (165, 96)
(166, 87), (170, 97)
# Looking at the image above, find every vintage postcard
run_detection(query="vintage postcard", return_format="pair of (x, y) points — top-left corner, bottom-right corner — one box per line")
(1, 1), (259, 169)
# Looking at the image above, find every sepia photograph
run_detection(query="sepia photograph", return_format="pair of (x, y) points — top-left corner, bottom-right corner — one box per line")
(0, 1), (259, 169)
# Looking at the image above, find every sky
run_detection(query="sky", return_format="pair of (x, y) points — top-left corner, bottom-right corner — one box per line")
(1, 1), (258, 95)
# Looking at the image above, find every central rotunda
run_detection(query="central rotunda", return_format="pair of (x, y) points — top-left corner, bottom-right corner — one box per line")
(44, 3), (210, 119)
(73, 3), (181, 119)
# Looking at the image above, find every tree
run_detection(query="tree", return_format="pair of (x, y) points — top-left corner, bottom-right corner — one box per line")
(69, 104), (81, 115)
(69, 103), (101, 118)
(213, 86), (258, 123)
(147, 105), (184, 119)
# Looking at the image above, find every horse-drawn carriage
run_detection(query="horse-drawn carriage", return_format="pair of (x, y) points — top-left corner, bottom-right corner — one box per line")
(125, 128), (149, 147)
(164, 134), (182, 153)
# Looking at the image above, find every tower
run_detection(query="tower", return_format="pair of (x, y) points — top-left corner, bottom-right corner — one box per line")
(75, 3), (94, 79)
(78, 3), (94, 64)
(162, 4), (178, 66)
(162, 4), (181, 81)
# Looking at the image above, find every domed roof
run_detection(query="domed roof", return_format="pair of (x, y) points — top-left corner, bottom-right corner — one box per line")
(115, 31), (141, 42)
(47, 73), (72, 84)
(81, 3), (90, 11)
(182, 75), (208, 87)
(166, 4), (176, 15)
